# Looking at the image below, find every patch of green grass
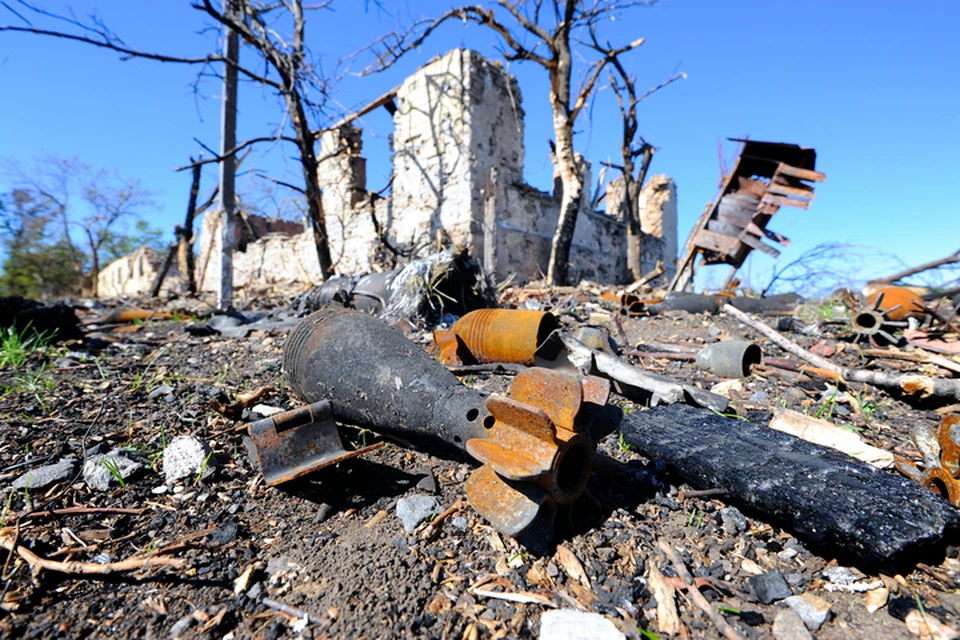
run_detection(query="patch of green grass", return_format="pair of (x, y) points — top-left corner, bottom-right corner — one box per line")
(193, 450), (214, 486)
(638, 629), (661, 640)
(0, 323), (54, 370)
(686, 507), (705, 528)
(101, 457), (126, 488)
(813, 389), (838, 420)
(716, 606), (741, 614)
(0, 491), (14, 527)
(618, 432), (632, 453)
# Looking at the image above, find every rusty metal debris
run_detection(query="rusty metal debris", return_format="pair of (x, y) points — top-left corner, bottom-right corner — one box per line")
(899, 415), (960, 506)
(250, 307), (611, 548)
(848, 286), (924, 344)
(670, 139), (826, 292)
(434, 309), (559, 366)
(695, 341), (763, 378)
(245, 400), (382, 486)
(534, 329), (729, 411)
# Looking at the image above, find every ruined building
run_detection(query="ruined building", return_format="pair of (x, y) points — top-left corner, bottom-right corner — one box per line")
(101, 49), (678, 297)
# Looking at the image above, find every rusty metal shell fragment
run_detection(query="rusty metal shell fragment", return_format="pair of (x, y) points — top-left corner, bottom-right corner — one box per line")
(434, 309), (559, 365)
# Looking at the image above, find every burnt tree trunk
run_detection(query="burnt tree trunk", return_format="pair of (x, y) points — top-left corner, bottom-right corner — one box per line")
(624, 145), (653, 281)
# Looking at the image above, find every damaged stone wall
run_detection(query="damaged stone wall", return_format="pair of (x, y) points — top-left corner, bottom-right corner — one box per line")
(605, 174), (679, 282)
(195, 212), (317, 291)
(322, 48), (629, 284)
(105, 48), (675, 297)
(97, 246), (181, 298)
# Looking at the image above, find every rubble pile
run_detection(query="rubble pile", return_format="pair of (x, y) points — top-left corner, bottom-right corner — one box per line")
(0, 274), (958, 639)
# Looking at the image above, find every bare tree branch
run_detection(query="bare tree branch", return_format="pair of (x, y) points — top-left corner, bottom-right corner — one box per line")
(173, 136), (297, 171)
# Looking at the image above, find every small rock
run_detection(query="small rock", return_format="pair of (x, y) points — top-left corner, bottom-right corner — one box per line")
(250, 404), (283, 418)
(823, 566), (865, 585)
(783, 593), (831, 631)
(83, 450), (142, 491)
(163, 436), (213, 485)
(149, 385), (175, 400)
(772, 608), (813, 640)
(451, 516), (469, 532)
(170, 615), (196, 639)
(708, 326), (722, 338)
(313, 503), (333, 523)
(748, 569), (792, 604)
(210, 519), (239, 545)
(396, 495), (440, 533)
(416, 470), (438, 493)
(719, 507), (748, 534)
(12, 458), (76, 491)
(539, 609), (625, 640)
(54, 357), (79, 368)
(749, 391), (769, 403)
(263, 619), (286, 640)
(781, 387), (808, 405)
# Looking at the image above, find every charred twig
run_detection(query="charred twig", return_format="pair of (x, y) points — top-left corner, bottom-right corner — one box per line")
(16, 506), (145, 522)
(860, 348), (960, 376)
(0, 534), (183, 578)
(657, 540), (748, 640)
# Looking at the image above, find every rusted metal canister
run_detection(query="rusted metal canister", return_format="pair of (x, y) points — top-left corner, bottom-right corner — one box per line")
(695, 341), (763, 378)
(434, 309), (559, 366)
(866, 287), (926, 321)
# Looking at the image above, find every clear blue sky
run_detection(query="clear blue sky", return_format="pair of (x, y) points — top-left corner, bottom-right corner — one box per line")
(2, 1), (958, 291)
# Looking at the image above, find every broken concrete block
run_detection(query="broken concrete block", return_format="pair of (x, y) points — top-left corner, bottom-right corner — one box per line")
(12, 457), (76, 491)
(163, 436), (213, 485)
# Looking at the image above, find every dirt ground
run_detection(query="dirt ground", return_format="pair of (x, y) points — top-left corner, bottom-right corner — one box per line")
(1, 288), (958, 639)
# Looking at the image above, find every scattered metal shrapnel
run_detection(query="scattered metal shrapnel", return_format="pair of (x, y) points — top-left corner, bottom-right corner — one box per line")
(276, 307), (609, 547)
(434, 309), (559, 366)
(850, 288), (913, 344)
(245, 400), (381, 486)
(919, 415), (960, 506)
(695, 340), (763, 378)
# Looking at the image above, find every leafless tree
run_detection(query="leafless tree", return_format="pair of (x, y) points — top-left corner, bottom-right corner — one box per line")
(603, 53), (684, 281)
(362, 1), (651, 285)
(2, 155), (158, 296)
(2, 0), (339, 281)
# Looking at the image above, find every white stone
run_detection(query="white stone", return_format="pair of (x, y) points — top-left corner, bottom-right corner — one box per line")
(539, 610), (625, 640)
(163, 436), (212, 485)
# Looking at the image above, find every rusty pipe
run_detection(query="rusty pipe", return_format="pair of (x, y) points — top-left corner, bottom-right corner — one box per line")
(434, 309), (559, 366)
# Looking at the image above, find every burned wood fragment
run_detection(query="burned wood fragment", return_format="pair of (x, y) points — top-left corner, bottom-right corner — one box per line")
(619, 404), (960, 570)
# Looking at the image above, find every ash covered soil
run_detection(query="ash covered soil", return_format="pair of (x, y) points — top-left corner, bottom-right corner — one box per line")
(1, 291), (958, 639)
